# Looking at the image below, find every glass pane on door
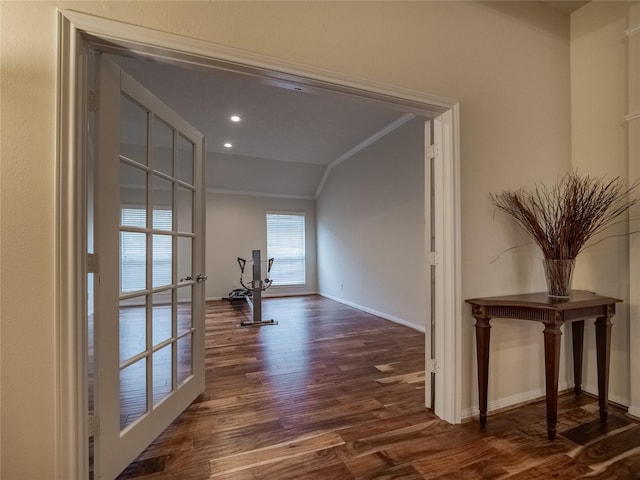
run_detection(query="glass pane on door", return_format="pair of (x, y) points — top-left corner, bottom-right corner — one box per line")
(152, 291), (172, 346)
(120, 358), (147, 430)
(152, 175), (173, 230)
(177, 186), (193, 233)
(120, 96), (148, 165)
(177, 237), (192, 285)
(177, 135), (194, 185)
(120, 164), (147, 225)
(120, 232), (146, 293)
(152, 234), (173, 288)
(177, 286), (192, 335)
(177, 334), (193, 386)
(119, 296), (146, 363)
(152, 344), (173, 406)
(153, 116), (174, 176)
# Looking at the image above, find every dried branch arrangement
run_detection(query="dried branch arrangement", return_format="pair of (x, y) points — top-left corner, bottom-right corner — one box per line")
(490, 172), (639, 260)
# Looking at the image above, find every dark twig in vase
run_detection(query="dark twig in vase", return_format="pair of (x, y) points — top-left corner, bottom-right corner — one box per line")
(490, 172), (640, 295)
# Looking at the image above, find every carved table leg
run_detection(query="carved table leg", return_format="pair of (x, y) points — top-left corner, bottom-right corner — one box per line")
(595, 309), (613, 422)
(543, 321), (563, 440)
(571, 320), (584, 395)
(474, 316), (491, 427)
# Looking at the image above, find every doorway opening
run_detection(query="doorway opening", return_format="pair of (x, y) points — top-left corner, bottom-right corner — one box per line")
(57, 9), (461, 479)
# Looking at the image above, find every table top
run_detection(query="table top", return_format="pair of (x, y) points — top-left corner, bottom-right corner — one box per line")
(466, 290), (622, 311)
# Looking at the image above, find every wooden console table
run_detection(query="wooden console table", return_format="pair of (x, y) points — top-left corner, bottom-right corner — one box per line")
(466, 290), (621, 440)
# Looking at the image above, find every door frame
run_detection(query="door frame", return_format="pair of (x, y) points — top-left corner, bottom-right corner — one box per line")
(56, 9), (462, 479)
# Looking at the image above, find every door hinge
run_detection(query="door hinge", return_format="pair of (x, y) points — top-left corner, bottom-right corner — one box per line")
(426, 251), (439, 266)
(88, 253), (98, 273)
(427, 358), (440, 374)
(425, 144), (440, 160)
(88, 414), (100, 437)
(88, 90), (99, 112)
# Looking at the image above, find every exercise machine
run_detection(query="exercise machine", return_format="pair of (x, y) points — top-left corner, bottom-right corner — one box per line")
(228, 249), (277, 327)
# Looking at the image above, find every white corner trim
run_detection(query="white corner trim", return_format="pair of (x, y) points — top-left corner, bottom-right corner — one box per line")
(319, 292), (426, 333)
(626, 23), (640, 37)
(207, 188), (315, 201)
(315, 167), (332, 200)
(625, 111), (640, 122)
(628, 405), (640, 419)
(314, 113), (416, 198)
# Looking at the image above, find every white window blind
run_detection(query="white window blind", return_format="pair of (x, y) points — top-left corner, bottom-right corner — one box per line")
(266, 213), (306, 286)
(121, 208), (173, 292)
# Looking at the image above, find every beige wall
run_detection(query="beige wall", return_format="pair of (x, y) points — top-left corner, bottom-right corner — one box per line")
(317, 116), (426, 331)
(570, 1), (632, 406)
(627, 1), (640, 417)
(1, 2), (574, 477)
(206, 192), (317, 299)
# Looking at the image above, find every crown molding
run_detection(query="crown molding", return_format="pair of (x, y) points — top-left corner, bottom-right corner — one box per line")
(314, 113), (415, 198)
(208, 188), (315, 201)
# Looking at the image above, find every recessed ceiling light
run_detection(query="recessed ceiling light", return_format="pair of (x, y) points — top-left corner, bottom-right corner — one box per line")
(230, 115), (241, 122)
(224, 142), (233, 148)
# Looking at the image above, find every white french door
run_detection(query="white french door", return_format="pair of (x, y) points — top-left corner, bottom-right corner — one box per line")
(93, 56), (205, 480)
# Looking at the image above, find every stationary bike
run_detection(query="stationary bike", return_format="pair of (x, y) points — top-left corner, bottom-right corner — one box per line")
(227, 250), (277, 326)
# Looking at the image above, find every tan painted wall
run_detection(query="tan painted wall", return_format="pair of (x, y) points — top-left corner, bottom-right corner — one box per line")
(1, 2), (573, 477)
(206, 192), (318, 299)
(570, 1), (632, 406)
(627, 1), (640, 416)
(317, 117), (426, 331)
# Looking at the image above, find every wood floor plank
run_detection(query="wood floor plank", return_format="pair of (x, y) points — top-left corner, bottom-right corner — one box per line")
(209, 431), (345, 477)
(573, 426), (640, 466)
(412, 437), (500, 478)
(423, 457), (510, 480)
(561, 414), (632, 445)
(582, 452), (640, 479)
(114, 296), (640, 480)
(502, 454), (593, 480)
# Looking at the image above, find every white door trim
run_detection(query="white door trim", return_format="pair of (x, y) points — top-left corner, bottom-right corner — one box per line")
(56, 11), (91, 479)
(434, 108), (463, 423)
(56, 9), (462, 479)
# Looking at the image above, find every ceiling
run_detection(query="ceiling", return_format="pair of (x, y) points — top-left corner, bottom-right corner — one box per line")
(114, 55), (413, 199)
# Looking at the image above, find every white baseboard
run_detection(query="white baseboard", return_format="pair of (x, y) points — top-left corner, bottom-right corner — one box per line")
(581, 383), (630, 408)
(627, 405), (640, 419)
(264, 290), (318, 298)
(461, 381), (633, 421)
(461, 381), (572, 421)
(319, 292), (425, 333)
(207, 292), (317, 302)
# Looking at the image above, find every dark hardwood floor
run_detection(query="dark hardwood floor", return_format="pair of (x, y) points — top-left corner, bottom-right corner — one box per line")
(116, 295), (640, 479)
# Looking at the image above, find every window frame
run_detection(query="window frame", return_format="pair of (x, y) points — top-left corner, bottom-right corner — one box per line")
(266, 211), (307, 287)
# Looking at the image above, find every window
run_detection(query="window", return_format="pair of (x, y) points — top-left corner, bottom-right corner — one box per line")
(120, 208), (173, 292)
(266, 212), (306, 286)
